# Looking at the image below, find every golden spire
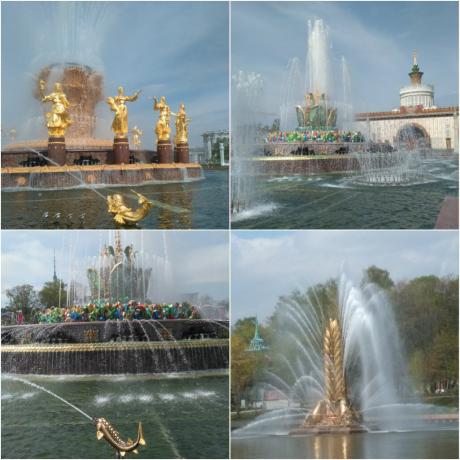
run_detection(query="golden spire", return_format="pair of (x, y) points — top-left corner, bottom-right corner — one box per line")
(324, 318), (346, 403)
(114, 230), (123, 261)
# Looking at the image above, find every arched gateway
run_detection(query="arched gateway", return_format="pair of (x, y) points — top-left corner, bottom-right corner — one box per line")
(355, 55), (458, 152)
(396, 123), (431, 149)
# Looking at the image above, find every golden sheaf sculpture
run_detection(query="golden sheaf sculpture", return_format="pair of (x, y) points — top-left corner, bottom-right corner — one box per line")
(107, 190), (153, 225)
(39, 80), (73, 137)
(95, 417), (146, 457)
(106, 86), (141, 138)
(303, 318), (361, 427)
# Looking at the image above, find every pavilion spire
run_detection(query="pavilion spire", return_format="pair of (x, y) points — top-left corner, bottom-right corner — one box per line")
(53, 249), (57, 282)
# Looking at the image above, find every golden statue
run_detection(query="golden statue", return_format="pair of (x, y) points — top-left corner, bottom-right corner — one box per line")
(153, 96), (171, 142)
(172, 103), (191, 145)
(39, 80), (72, 137)
(130, 126), (143, 149)
(107, 190), (153, 225)
(95, 417), (146, 457)
(301, 318), (361, 429)
(8, 128), (17, 143)
(106, 86), (141, 139)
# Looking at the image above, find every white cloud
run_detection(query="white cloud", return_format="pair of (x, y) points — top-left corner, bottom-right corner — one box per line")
(232, 231), (458, 321)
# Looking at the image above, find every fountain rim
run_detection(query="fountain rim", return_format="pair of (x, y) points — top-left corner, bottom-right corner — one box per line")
(1, 338), (229, 353)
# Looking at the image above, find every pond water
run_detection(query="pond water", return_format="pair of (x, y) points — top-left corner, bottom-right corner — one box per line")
(2, 169), (228, 229)
(2, 372), (229, 458)
(231, 429), (458, 459)
(232, 157), (458, 229)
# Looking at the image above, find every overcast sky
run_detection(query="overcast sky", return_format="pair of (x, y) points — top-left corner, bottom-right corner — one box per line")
(2, 230), (229, 304)
(232, 230), (458, 322)
(232, 1), (458, 119)
(2, 1), (228, 147)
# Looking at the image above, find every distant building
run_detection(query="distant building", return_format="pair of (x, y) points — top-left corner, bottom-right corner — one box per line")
(355, 54), (459, 151)
(201, 130), (229, 162)
(247, 318), (268, 352)
(199, 304), (228, 320)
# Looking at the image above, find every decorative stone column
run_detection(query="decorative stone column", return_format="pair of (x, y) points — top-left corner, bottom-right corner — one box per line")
(174, 143), (189, 163)
(47, 136), (67, 165)
(157, 140), (173, 164)
(113, 137), (130, 164)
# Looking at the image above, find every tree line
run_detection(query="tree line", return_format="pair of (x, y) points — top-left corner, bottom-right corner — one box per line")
(231, 266), (458, 411)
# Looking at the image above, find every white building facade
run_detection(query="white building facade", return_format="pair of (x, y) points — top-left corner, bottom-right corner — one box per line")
(355, 55), (459, 152)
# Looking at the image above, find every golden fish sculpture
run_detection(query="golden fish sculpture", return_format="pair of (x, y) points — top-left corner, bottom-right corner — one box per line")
(95, 417), (146, 457)
(107, 190), (153, 226)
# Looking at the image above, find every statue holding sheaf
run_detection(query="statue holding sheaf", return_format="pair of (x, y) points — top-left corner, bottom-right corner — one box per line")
(106, 86), (141, 138)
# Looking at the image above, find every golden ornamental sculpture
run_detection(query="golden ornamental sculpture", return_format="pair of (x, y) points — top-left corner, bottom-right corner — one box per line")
(172, 103), (191, 145)
(95, 417), (146, 457)
(39, 80), (73, 137)
(107, 190), (153, 226)
(153, 96), (171, 142)
(106, 86), (141, 138)
(302, 318), (361, 429)
(130, 126), (143, 149)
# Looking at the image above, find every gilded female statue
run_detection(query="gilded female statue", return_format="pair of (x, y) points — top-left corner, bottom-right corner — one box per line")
(39, 80), (72, 137)
(153, 96), (171, 142)
(172, 103), (191, 145)
(130, 126), (143, 149)
(106, 86), (141, 138)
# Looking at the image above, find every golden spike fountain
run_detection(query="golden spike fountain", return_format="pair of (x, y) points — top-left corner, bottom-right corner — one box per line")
(292, 318), (364, 434)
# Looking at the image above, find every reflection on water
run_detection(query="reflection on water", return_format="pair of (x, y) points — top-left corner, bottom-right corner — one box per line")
(231, 430), (459, 459)
(2, 169), (228, 229)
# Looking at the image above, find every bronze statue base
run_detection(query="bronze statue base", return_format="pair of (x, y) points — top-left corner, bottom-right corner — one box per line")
(113, 137), (130, 165)
(174, 143), (189, 163)
(48, 137), (66, 165)
(157, 140), (173, 164)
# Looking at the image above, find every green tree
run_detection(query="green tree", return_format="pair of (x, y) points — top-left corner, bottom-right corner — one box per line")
(362, 265), (394, 290)
(5, 284), (40, 322)
(39, 278), (67, 308)
(231, 317), (270, 413)
(392, 275), (458, 392)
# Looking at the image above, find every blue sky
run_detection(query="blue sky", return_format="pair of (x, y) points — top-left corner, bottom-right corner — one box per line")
(2, 1), (229, 147)
(2, 230), (229, 304)
(232, 230), (459, 321)
(232, 1), (459, 118)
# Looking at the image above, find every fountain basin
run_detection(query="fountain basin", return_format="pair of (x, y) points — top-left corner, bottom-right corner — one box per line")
(1, 339), (229, 374)
(263, 142), (366, 157)
(1, 163), (203, 189)
(2, 320), (229, 344)
(243, 155), (359, 175)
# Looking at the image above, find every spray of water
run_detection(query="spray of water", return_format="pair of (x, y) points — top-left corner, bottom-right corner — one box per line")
(8, 375), (93, 422)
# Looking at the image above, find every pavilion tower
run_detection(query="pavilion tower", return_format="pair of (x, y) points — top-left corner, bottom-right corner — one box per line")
(400, 53), (434, 109)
